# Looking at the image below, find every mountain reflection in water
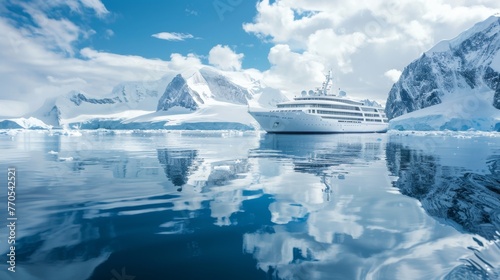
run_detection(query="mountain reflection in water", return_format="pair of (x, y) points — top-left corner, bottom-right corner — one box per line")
(386, 134), (500, 279)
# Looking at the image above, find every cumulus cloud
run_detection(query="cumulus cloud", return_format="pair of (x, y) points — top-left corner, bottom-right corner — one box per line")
(262, 44), (324, 96)
(208, 45), (244, 71)
(384, 69), (402, 83)
(307, 29), (366, 73)
(152, 32), (195, 41)
(243, 0), (500, 102)
(2, 0), (500, 116)
(0, 0), (209, 117)
(243, 1), (334, 48)
(0, 14), (203, 116)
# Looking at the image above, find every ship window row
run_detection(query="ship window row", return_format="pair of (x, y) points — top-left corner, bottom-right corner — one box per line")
(316, 110), (363, 117)
(278, 104), (360, 111)
(321, 116), (364, 121)
(363, 113), (380, 117)
(366, 118), (382, 122)
(295, 97), (362, 105)
(360, 107), (379, 112)
(338, 120), (362, 123)
(269, 109), (302, 112)
(277, 104), (306, 108)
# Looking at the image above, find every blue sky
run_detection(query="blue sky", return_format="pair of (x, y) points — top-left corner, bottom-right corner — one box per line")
(1, 0), (500, 117)
(5, 0), (268, 68)
(89, 0), (270, 69)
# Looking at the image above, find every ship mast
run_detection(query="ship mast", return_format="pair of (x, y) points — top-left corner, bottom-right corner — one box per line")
(320, 70), (333, 96)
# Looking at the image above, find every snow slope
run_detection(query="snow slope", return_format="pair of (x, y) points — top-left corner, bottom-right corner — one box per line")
(130, 101), (258, 130)
(386, 15), (500, 131)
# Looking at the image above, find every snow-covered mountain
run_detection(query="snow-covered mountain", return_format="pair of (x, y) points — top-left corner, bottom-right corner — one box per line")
(130, 67), (282, 130)
(157, 74), (203, 112)
(156, 67), (254, 113)
(0, 66), (287, 130)
(27, 76), (170, 128)
(360, 99), (383, 108)
(386, 15), (500, 131)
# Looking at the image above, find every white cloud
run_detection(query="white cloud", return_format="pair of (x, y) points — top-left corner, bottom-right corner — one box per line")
(242, 0), (334, 48)
(0, 0), (205, 117)
(21, 5), (82, 55)
(262, 44), (324, 96)
(152, 32), (195, 41)
(208, 45), (244, 71)
(47, 76), (88, 85)
(2, 0), (500, 118)
(105, 29), (114, 39)
(0, 100), (31, 118)
(384, 69), (402, 83)
(18, 0), (109, 18)
(401, 20), (433, 46)
(79, 0), (109, 17)
(307, 29), (366, 73)
(0, 15), (204, 116)
(244, 0), (500, 102)
(169, 53), (203, 73)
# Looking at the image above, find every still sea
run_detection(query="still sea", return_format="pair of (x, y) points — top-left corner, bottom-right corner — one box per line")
(0, 130), (499, 280)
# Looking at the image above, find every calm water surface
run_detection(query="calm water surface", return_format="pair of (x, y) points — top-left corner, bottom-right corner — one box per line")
(0, 130), (499, 280)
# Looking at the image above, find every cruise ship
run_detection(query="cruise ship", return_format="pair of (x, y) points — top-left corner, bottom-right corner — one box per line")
(248, 71), (388, 133)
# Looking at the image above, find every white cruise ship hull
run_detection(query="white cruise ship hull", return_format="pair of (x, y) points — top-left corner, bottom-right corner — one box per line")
(249, 110), (388, 133)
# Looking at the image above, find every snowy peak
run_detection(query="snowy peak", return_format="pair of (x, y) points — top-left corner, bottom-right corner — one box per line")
(360, 99), (382, 108)
(385, 15), (500, 130)
(157, 67), (255, 112)
(198, 67), (252, 105)
(157, 74), (203, 112)
(30, 97), (61, 127)
(428, 15), (500, 54)
(186, 70), (212, 100)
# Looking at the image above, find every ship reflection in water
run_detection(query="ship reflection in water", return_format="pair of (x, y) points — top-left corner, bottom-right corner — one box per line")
(0, 131), (498, 280)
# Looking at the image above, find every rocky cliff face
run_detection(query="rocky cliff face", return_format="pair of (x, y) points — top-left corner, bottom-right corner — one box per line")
(157, 74), (203, 112)
(70, 92), (121, 106)
(386, 16), (500, 119)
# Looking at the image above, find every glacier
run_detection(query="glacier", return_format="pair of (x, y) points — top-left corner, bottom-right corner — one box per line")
(386, 15), (500, 131)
